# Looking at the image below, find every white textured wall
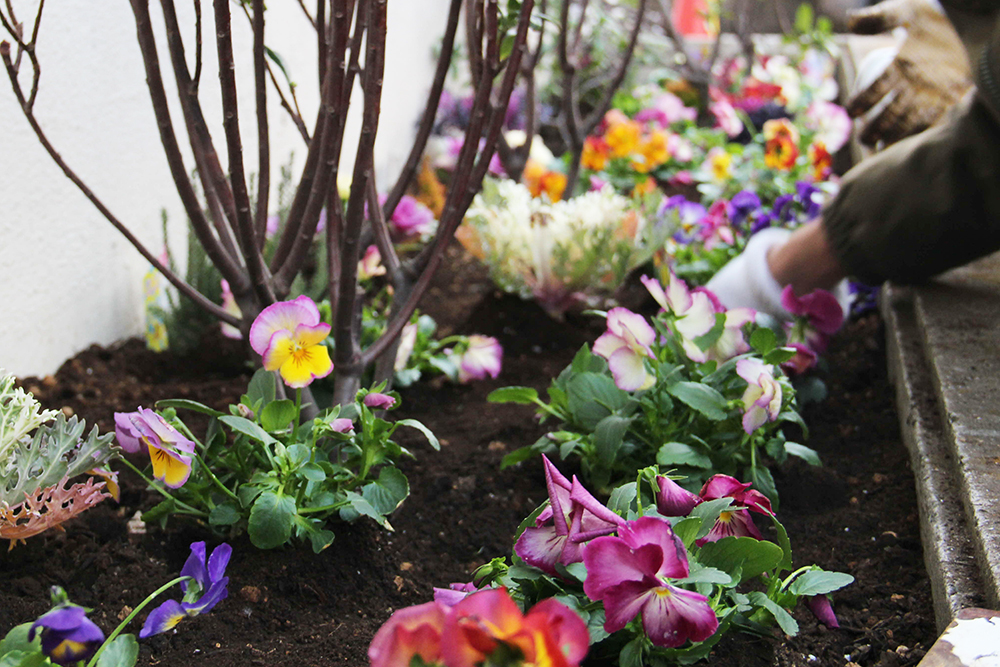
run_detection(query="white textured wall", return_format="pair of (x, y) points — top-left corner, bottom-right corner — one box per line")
(0, 1), (448, 377)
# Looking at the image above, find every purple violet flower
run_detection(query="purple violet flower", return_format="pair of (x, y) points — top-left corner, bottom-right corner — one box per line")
(728, 190), (762, 227)
(29, 602), (105, 665)
(140, 542), (232, 638)
(807, 595), (841, 628)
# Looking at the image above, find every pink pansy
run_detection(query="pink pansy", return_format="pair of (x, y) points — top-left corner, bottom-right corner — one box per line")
(391, 195), (436, 238)
(781, 341), (819, 376)
(364, 392), (396, 410)
(667, 134), (694, 163)
(593, 308), (657, 391)
(780, 285), (844, 336)
(668, 170), (694, 187)
(331, 418), (354, 434)
(358, 245), (386, 281)
(807, 595), (840, 628)
(368, 601), (448, 667)
(249, 296), (333, 389)
(698, 288), (754, 362)
(636, 93), (697, 128)
(589, 174), (609, 191)
(582, 516), (719, 647)
(736, 358), (782, 434)
(656, 474), (773, 545)
(514, 456), (624, 576)
(641, 274), (717, 363)
(803, 101), (852, 153)
(219, 279), (243, 340)
(457, 335), (503, 383)
(432, 582), (478, 607)
(697, 200), (735, 250)
(710, 99), (743, 138)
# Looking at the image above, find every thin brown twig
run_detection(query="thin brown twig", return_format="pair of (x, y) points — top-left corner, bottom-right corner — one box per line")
(252, 0), (270, 248)
(0, 41), (237, 326)
(213, 0), (275, 304)
(365, 173), (401, 281)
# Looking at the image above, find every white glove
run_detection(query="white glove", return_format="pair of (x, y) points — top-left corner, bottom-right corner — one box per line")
(706, 228), (852, 321)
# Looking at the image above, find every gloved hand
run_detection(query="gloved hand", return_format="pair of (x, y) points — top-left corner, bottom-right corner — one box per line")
(847, 0), (973, 146)
(705, 228), (851, 321)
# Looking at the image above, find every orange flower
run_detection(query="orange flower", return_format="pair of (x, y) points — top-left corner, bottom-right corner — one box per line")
(605, 120), (642, 158)
(523, 159), (567, 202)
(763, 118), (800, 171)
(632, 176), (657, 198)
(632, 130), (670, 173)
(808, 140), (832, 181)
(582, 136), (610, 171)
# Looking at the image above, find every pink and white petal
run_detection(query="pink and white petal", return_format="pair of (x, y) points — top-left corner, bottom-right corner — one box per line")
(742, 405), (768, 434)
(675, 293), (718, 339)
(593, 331), (627, 360)
(681, 337), (709, 364)
(725, 307), (756, 328)
(293, 322), (332, 348)
(640, 275), (669, 311)
(640, 585), (718, 648)
(736, 358), (770, 386)
(514, 525), (567, 576)
(249, 298), (318, 354)
(607, 348), (654, 392)
(608, 308), (656, 352)
(666, 271), (693, 314)
(582, 537), (660, 601)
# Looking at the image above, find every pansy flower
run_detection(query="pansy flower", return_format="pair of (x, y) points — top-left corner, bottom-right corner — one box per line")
(632, 130), (670, 174)
(582, 516), (719, 647)
(29, 602), (105, 666)
(363, 392), (397, 410)
(514, 456), (624, 575)
(358, 245), (386, 281)
(249, 295), (333, 389)
(763, 118), (800, 170)
(219, 279), (243, 340)
(641, 273), (718, 363)
(369, 601), (448, 667)
(114, 408), (196, 489)
(808, 141), (833, 181)
(736, 358), (783, 433)
(592, 308), (657, 391)
(140, 541), (232, 638)
(705, 147), (732, 182)
(390, 195), (437, 238)
(656, 474), (773, 545)
(605, 118), (642, 158)
(582, 136), (610, 171)
(456, 335), (503, 383)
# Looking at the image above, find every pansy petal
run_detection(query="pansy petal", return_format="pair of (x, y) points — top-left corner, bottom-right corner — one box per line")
(293, 322), (332, 348)
(699, 475), (751, 501)
(113, 412), (142, 453)
(666, 271), (693, 313)
(207, 543), (233, 583)
(368, 601), (447, 667)
(543, 455), (573, 535)
(249, 297), (320, 354)
(582, 537), (661, 600)
(607, 348), (655, 392)
(592, 331), (627, 360)
(608, 308), (656, 351)
(279, 343), (334, 389)
(600, 580), (657, 633)
(185, 578), (229, 616)
(656, 477), (702, 517)
(261, 331), (296, 371)
(148, 443), (193, 489)
(569, 476), (626, 528)
(180, 542), (208, 592)
(139, 599), (187, 638)
(524, 598), (591, 666)
(641, 275), (669, 311)
(639, 585), (719, 648)
(514, 525), (566, 576)
(807, 595), (840, 628)
(618, 516), (690, 580)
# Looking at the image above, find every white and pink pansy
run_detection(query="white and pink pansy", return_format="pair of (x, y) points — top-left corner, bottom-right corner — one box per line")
(593, 308), (657, 391)
(736, 358), (783, 434)
(641, 274), (717, 363)
(249, 296), (334, 389)
(456, 335), (503, 383)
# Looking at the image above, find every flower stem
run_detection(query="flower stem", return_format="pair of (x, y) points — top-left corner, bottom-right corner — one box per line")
(120, 458), (208, 518)
(194, 452), (240, 503)
(85, 575), (191, 667)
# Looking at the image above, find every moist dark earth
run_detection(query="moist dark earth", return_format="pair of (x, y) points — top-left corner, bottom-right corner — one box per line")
(3, 246), (934, 666)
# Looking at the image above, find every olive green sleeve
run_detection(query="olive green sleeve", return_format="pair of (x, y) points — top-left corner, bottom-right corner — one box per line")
(821, 92), (1000, 285)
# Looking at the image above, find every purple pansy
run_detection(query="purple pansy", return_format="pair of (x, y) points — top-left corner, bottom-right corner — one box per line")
(29, 603), (105, 666)
(514, 456), (624, 575)
(582, 516), (719, 647)
(655, 474), (773, 545)
(114, 408), (196, 489)
(140, 541), (232, 638)
(807, 595), (840, 628)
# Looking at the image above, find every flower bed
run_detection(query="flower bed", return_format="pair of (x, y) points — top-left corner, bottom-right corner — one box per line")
(1, 250), (933, 666)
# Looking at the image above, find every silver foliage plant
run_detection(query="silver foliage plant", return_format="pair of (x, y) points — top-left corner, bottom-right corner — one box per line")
(0, 372), (119, 549)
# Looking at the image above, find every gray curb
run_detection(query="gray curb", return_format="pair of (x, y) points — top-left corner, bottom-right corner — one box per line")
(882, 257), (1000, 631)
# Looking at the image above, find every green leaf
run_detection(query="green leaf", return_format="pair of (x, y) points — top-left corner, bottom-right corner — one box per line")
(96, 634), (139, 667)
(0, 651), (47, 667)
(261, 400), (297, 432)
(344, 492), (391, 529)
(674, 564), (732, 586)
(248, 491), (296, 549)
(747, 465), (778, 510)
(219, 415), (279, 445)
(672, 516), (703, 548)
(666, 382), (727, 421)
(750, 328), (776, 356)
(764, 347), (797, 365)
(308, 529), (336, 553)
(619, 636), (645, 667)
(141, 497), (177, 524)
(690, 498), (734, 540)
(155, 399), (224, 417)
(0, 624), (37, 655)
(247, 368), (276, 407)
(238, 484), (266, 508)
(607, 482), (637, 515)
(771, 515), (794, 571)
(488, 386), (539, 404)
(794, 3), (814, 33)
(785, 442), (821, 466)
(562, 562), (588, 584)
(396, 419), (440, 450)
(747, 592), (799, 636)
(300, 462), (326, 482)
(696, 537), (784, 581)
(361, 467), (410, 516)
(594, 415), (632, 467)
(209, 502), (242, 526)
(788, 570), (854, 596)
(567, 373), (629, 430)
(656, 442), (712, 469)
(501, 445), (540, 470)
(285, 444), (311, 470)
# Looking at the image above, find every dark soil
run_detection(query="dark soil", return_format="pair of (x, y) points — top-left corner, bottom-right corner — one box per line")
(3, 245), (934, 666)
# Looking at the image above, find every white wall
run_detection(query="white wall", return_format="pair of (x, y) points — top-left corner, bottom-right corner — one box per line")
(0, 1), (449, 377)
